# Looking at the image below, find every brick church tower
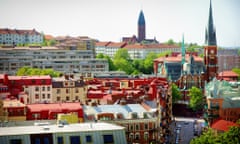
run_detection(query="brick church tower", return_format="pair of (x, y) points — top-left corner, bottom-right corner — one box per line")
(204, 0), (218, 82)
(138, 10), (146, 42)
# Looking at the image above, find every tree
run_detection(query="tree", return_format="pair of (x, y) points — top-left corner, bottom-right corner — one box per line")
(96, 53), (116, 71)
(143, 52), (158, 74)
(232, 68), (240, 80)
(190, 128), (219, 144)
(172, 83), (181, 104)
(191, 126), (240, 144)
(166, 39), (175, 45)
(114, 58), (134, 74)
(113, 48), (131, 61)
(16, 67), (62, 77)
(188, 86), (204, 111)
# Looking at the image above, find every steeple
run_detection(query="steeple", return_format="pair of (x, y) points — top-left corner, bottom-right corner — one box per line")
(181, 34), (186, 65)
(138, 10), (146, 42)
(205, 0), (217, 46)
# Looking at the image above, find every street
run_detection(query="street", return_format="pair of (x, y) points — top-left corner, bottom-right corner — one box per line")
(169, 117), (205, 144)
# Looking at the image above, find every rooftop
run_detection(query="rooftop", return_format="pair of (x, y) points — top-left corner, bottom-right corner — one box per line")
(0, 122), (125, 136)
(211, 119), (239, 132)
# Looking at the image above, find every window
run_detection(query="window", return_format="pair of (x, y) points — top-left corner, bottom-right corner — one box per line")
(42, 94), (45, 99)
(10, 139), (22, 144)
(57, 136), (64, 144)
(34, 138), (40, 144)
(85, 135), (92, 143)
(135, 124), (140, 131)
(42, 87), (45, 91)
(75, 96), (79, 100)
(43, 137), (50, 144)
(47, 86), (50, 91)
(135, 133), (140, 140)
(129, 124), (134, 131)
(75, 88), (79, 93)
(57, 89), (61, 94)
(70, 136), (80, 144)
(66, 89), (69, 94)
(35, 87), (39, 91)
(144, 123), (148, 130)
(57, 96), (61, 101)
(103, 135), (114, 144)
(144, 132), (149, 140)
(35, 94), (39, 99)
(66, 96), (70, 101)
(47, 94), (50, 99)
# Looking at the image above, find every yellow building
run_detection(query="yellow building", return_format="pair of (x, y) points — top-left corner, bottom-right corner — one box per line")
(52, 75), (87, 103)
(57, 113), (79, 124)
(3, 99), (26, 121)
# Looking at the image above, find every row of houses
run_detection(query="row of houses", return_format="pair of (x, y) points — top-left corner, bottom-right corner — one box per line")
(0, 74), (172, 143)
(0, 28), (43, 45)
(0, 47), (108, 75)
(95, 41), (181, 59)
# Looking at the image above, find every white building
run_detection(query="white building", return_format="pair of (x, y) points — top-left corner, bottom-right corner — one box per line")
(0, 28), (43, 45)
(95, 42), (127, 58)
(124, 43), (180, 59)
(0, 47), (109, 75)
(0, 122), (127, 144)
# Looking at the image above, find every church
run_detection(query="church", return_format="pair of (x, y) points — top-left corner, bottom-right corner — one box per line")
(154, 0), (218, 101)
(122, 10), (158, 44)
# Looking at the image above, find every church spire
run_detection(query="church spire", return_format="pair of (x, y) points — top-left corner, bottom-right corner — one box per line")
(205, 0), (217, 46)
(138, 10), (146, 42)
(181, 34), (186, 65)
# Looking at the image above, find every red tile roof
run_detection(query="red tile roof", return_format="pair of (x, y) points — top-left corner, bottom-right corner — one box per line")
(154, 54), (203, 62)
(106, 42), (127, 48)
(124, 43), (180, 49)
(211, 119), (239, 132)
(0, 28), (41, 35)
(218, 71), (238, 77)
(95, 41), (111, 47)
(27, 102), (82, 112)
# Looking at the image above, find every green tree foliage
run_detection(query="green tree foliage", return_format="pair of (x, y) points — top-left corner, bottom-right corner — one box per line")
(232, 68), (240, 80)
(96, 53), (116, 71)
(16, 67), (62, 77)
(113, 48), (131, 61)
(143, 52), (158, 74)
(172, 83), (182, 104)
(114, 58), (134, 75)
(166, 39), (175, 45)
(188, 86), (204, 111)
(190, 128), (219, 144)
(191, 126), (240, 144)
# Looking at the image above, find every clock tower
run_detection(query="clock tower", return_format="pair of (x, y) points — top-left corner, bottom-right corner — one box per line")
(204, 0), (218, 81)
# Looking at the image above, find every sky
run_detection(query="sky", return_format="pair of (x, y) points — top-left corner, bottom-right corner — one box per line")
(0, 0), (240, 47)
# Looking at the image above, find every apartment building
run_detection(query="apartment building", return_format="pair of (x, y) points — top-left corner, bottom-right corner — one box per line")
(52, 75), (87, 103)
(95, 42), (127, 58)
(125, 43), (180, 59)
(0, 28), (43, 45)
(204, 78), (240, 125)
(218, 49), (240, 72)
(0, 46), (108, 75)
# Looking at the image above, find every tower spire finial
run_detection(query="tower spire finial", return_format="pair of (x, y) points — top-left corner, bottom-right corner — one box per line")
(205, 0), (217, 46)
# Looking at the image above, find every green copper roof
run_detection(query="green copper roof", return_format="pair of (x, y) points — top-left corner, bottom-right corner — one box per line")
(205, 78), (240, 108)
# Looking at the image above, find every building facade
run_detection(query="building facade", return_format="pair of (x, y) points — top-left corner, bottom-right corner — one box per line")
(125, 43), (180, 59)
(204, 78), (240, 125)
(52, 75), (87, 103)
(0, 47), (108, 75)
(0, 28), (43, 45)
(217, 49), (240, 72)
